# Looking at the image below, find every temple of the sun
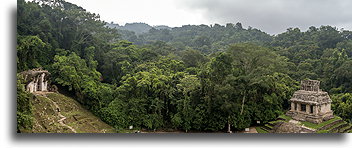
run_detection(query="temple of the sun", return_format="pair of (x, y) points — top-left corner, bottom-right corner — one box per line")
(286, 80), (334, 124)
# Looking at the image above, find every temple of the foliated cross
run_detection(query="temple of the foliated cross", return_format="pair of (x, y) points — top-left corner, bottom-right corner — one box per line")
(20, 68), (56, 93)
(286, 80), (334, 124)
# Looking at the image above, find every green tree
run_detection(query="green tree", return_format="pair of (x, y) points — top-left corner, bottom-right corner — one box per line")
(17, 35), (46, 71)
(331, 93), (352, 123)
(174, 74), (200, 132)
(51, 52), (101, 103)
(180, 49), (208, 67)
(17, 74), (33, 132)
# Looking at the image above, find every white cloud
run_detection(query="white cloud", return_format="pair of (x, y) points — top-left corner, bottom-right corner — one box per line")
(65, 0), (209, 27)
(176, 0), (352, 34)
(65, 0), (352, 34)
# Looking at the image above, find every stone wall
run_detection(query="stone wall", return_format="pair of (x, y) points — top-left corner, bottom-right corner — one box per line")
(320, 103), (331, 114)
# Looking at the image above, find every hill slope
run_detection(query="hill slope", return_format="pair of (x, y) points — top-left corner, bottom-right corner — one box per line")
(29, 92), (115, 133)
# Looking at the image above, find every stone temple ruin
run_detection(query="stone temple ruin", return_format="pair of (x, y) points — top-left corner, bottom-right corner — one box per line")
(286, 80), (334, 124)
(20, 68), (56, 93)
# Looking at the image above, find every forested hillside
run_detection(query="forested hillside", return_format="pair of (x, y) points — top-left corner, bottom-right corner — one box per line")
(17, 0), (352, 132)
(115, 22), (272, 54)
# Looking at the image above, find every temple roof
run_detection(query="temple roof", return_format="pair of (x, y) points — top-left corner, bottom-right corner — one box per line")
(20, 68), (51, 84)
(290, 90), (331, 105)
(290, 80), (332, 105)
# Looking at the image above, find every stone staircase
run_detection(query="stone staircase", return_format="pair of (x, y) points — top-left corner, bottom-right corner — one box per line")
(317, 118), (352, 133)
(261, 124), (273, 133)
(259, 120), (284, 133)
(338, 124), (352, 133)
(258, 115), (352, 133)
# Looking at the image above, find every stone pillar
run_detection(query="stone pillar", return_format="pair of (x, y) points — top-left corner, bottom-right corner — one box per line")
(27, 81), (35, 93)
(313, 105), (317, 115)
(306, 104), (310, 114)
(38, 73), (48, 91)
(33, 77), (38, 92)
(38, 73), (43, 91)
(291, 102), (295, 111)
(43, 81), (48, 91)
(297, 103), (301, 112)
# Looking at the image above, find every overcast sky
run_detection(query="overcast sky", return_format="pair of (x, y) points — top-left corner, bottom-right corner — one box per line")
(65, 0), (352, 34)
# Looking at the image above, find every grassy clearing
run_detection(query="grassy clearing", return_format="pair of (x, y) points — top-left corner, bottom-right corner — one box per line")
(301, 116), (341, 129)
(316, 130), (329, 133)
(269, 120), (284, 125)
(256, 127), (268, 133)
(30, 92), (116, 133)
(277, 114), (292, 122)
(264, 124), (273, 129)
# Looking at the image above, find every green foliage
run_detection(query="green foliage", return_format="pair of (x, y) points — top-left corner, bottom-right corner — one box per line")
(332, 60), (352, 93)
(114, 70), (173, 130)
(100, 40), (138, 83)
(51, 52), (100, 93)
(51, 51), (110, 114)
(17, 0), (352, 133)
(174, 75), (201, 131)
(331, 93), (352, 123)
(17, 74), (33, 132)
(118, 23), (273, 53)
(17, 0), (119, 71)
(99, 99), (127, 130)
(17, 35), (47, 71)
(180, 49), (209, 67)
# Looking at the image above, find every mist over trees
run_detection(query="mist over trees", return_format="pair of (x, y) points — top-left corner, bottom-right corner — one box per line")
(17, 0), (352, 132)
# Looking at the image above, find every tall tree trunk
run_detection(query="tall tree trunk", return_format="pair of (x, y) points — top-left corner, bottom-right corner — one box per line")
(227, 117), (232, 133)
(240, 91), (245, 115)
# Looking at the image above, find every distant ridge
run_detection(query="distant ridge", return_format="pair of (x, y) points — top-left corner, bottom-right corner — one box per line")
(106, 22), (171, 34)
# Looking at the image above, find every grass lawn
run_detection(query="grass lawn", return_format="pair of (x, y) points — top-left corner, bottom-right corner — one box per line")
(269, 120), (284, 125)
(277, 114), (292, 122)
(256, 127), (268, 133)
(300, 116), (341, 129)
(316, 130), (329, 133)
(264, 124), (273, 129)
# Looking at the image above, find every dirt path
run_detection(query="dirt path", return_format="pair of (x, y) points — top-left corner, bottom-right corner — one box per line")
(247, 127), (258, 133)
(51, 99), (77, 133)
(34, 92), (77, 133)
(236, 126), (258, 133)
